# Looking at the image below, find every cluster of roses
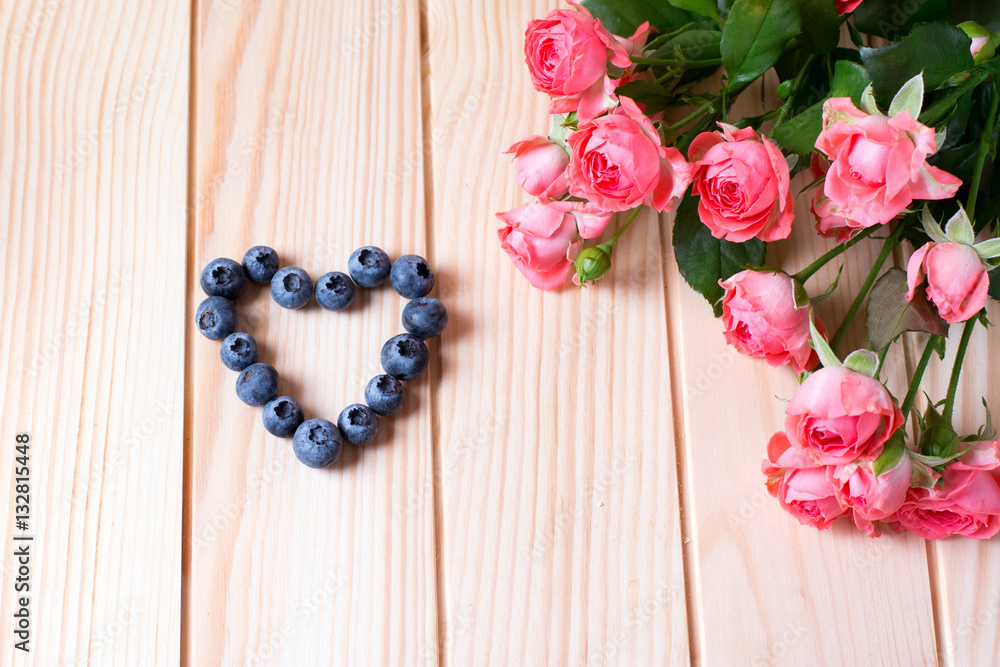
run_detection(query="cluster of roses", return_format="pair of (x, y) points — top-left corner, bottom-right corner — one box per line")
(499, 1), (1000, 539)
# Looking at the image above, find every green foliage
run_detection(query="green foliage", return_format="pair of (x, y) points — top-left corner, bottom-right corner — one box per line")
(672, 195), (767, 316)
(853, 0), (950, 40)
(771, 60), (868, 155)
(582, 0), (694, 35)
(865, 267), (950, 351)
(793, 0), (840, 54)
(721, 0), (802, 92)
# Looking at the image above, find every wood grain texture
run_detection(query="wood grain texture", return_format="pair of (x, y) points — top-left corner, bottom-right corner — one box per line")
(424, 1), (690, 664)
(661, 76), (939, 666)
(0, 0), (188, 665)
(189, 0), (438, 664)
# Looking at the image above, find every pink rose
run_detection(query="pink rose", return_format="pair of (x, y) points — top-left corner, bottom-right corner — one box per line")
(567, 97), (691, 212)
(831, 452), (912, 536)
(835, 0), (863, 15)
(893, 441), (1000, 539)
(906, 241), (990, 324)
(763, 432), (847, 530)
(506, 136), (570, 200)
(810, 154), (860, 242)
(688, 123), (793, 242)
(785, 366), (904, 465)
(719, 269), (823, 373)
(497, 200), (612, 290)
(524, 2), (648, 121)
(815, 98), (961, 229)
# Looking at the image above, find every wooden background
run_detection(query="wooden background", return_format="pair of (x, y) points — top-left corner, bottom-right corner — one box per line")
(1, 0), (997, 664)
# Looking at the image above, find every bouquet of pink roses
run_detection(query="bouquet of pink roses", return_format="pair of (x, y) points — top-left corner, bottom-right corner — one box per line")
(498, 0), (1000, 539)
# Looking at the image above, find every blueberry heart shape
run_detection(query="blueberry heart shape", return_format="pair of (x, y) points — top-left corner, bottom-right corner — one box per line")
(196, 245), (448, 469)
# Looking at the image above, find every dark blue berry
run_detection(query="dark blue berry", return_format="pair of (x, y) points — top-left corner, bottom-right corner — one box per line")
(262, 396), (304, 438)
(380, 334), (429, 381)
(390, 254), (434, 298)
(235, 363), (279, 406)
(401, 297), (448, 339)
(270, 267), (313, 309)
(337, 404), (379, 445)
(348, 246), (391, 287)
(365, 374), (405, 416)
(200, 258), (246, 300)
(242, 245), (280, 284)
(314, 271), (356, 311)
(220, 332), (259, 371)
(293, 418), (343, 468)
(196, 296), (237, 340)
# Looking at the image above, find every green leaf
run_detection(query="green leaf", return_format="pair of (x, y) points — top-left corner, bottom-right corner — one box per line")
(809, 314), (842, 368)
(865, 267), (950, 350)
(860, 24), (976, 106)
(793, 0), (840, 54)
(582, 0), (694, 35)
(649, 29), (722, 63)
(873, 433), (906, 477)
(853, 0), (950, 40)
(921, 205), (950, 243)
(810, 264), (843, 306)
(672, 195), (767, 317)
(944, 205), (975, 245)
(888, 73), (924, 119)
(843, 349), (879, 377)
(770, 60), (868, 155)
(616, 81), (675, 108)
(721, 0), (802, 92)
(974, 238), (1000, 259)
(666, 0), (721, 22)
(989, 266), (1000, 302)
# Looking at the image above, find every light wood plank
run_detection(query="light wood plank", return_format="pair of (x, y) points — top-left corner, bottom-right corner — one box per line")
(0, 0), (188, 664)
(424, 1), (691, 664)
(663, 79), (940, 664)
(189, 1), (438, 664)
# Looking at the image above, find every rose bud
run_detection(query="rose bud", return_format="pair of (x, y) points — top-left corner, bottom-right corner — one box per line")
(959, 21), (998, 63)
(496, 200), (613, 291)
(506, 136), (570, 200)
(688, 123), (794, 242)
(568, 97), (691, 213)
(815, 96), (961, 229)
(763, 432), (847, 530)
(784, 366), (904, 465)
(574, 243), (613, 285)
(830, 434), (912, 536)
(809, 154), (860, 242)
(906, 241), (990, 324)
(892, 441), (1000, 539)
(524, 3), (648, 121)
(718, 269), (823, 374)
(834, 0), (863, 15)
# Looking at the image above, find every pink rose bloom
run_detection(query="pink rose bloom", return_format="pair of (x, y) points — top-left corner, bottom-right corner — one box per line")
(785, 366), (904, 465)
(763, 432), (847, 530)
(719, 269), (823, 373)
(831, 453), (912, 536)
(810, 154), (859, 242)
(688, 123), (793, 242)
(906, 241), (990, 324)
(506, 136), (570, 200)
(835, 0), (863, 15)
(497, 200), (612, 290)
(893, 441), (1000, 539)
(815, 98), (961, 229)
(524, 2), (648, 121)
(567, 97), (691, 212)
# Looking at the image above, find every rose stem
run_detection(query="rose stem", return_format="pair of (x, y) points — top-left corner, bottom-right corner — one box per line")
(875, 342), (891, 379)
(900, 336), (937, 418)
(607, 206), (644, 247)
(792, 225), (879, 283)
(630, 56), (722, 68)
(919, 69), (989, 127)
(942, 319), (978, 424)
(666, 102), (716, 134)
(772, 54), (816, 131)
(829, 223), (903, 353)
(966, 82), (999, 222)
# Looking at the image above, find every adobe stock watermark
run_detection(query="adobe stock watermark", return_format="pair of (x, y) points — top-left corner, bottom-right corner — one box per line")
(54, 69), (167, 173)
(62, 601), (144, 667)
(586, 582), (683, 666)
(25, 268), (133, 379)
(340, 0), (404, 58)
(526, 451), (638, 558)
(749, 616), (809, 667)
(406, 610), (474, 667)
(6, 0), (69, 46)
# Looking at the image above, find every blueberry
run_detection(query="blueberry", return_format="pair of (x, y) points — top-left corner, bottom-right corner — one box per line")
(401, 297), (448, 339)
(314, 271), (356, 311)
(348, 246), (391, 288)
(262, 396), (304, 438)
(242, 245), (280, 284)
(220, 332), (259, 371)
(200, 258), (246, 299)
(235, 362), (279, 406)
(337, 404), (379, 445)
(196, 296), (237, 340)
(380, 334), (429, 381)
(365, 374), (405, 416)
(390, 254), (434, 298)
(293, 418), (343, 468)
(270, 266), (313, 309)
